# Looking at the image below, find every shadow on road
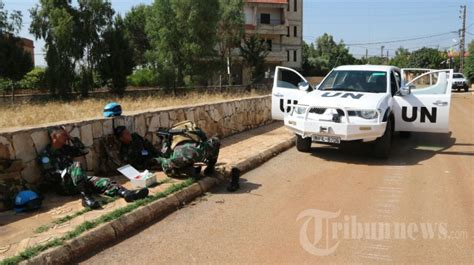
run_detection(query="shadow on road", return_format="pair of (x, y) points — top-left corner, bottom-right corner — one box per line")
(310, 132), (472, 166)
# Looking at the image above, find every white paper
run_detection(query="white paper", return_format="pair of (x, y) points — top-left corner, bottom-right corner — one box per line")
(117, 164), (141, 180)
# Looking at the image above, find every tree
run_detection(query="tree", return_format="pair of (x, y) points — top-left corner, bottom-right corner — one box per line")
(216, 0), (244, 85)
(98, 15), (134, 95)
(124, 4), (151, 67)
(302, 33), (355, 76)
(463, 41), (474, 82)
(30, 0), (81, 98)
(76, 0), (114, 96)
(408, 47), (445, 69)
(389, 47), (411, 68)
(239, 34), (269, 84)
(0, 0), (22, 35)
(147, 0), (220, 90)
(0, 1), (33, 92)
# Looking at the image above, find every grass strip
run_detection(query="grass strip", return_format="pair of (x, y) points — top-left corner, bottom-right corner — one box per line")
(1, 178), (194, 265)
(34, 178), (172, 234)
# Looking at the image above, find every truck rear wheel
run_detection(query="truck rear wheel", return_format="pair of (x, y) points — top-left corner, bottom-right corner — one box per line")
(464, 85), (469, 92)
(373, 118), (393, 158)
(296, 135), (312, 152)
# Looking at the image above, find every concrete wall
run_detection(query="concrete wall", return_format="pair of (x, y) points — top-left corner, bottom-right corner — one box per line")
(0, 96), (272, 184)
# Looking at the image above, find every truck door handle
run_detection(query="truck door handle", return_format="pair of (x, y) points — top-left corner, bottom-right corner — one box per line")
(433, 100), (448, 106)
(273, 93), (284, 97)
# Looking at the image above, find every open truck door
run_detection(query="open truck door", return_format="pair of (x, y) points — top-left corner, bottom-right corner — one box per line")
(394, 69), (453, 133)
(271, 66), (310, 120)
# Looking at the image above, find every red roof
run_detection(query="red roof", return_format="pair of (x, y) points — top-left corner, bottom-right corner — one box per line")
(245, 0), (288, 4)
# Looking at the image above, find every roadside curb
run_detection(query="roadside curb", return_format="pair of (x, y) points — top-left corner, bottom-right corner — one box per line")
(19, 135), (296, 265)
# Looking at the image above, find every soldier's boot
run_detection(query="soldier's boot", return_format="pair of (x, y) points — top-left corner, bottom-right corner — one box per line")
(204, 158), (217, 175)
(227, 167), (240, 192)
(81, 192), (100, 209)
(118, 187), (149, 203)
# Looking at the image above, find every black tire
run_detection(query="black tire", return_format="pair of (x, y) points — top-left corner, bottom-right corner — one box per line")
(399, 131), (411, 138)
(373, 118), (393, 158)
(296, 135), (312, 152)
(464, 85), (469, 92)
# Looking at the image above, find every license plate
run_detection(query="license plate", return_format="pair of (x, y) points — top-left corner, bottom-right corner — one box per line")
(312, 135), (341, 144)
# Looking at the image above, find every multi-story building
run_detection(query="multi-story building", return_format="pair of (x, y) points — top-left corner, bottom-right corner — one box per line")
(237, 0), (302, 84)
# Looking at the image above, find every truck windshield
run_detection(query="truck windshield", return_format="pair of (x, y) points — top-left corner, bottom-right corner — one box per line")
(318, 70), (387, 93)
(453, 74), (464, 79)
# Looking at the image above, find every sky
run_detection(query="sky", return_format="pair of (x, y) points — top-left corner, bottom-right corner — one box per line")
(3, 0), (473, 66)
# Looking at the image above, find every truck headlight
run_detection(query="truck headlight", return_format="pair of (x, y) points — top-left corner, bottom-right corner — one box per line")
(294, 105), (308, 115)
(357, 110), (378, 119)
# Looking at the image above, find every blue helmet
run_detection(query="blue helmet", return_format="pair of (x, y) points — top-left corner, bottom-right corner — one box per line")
(103, 102), (122, 117)
(14, 190), (42, 213)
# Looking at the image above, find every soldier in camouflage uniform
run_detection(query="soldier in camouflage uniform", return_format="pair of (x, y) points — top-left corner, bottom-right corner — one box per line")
(114, 126), (161, 170)
(37, 127), (149, 209)
(156, 121), (220, 178)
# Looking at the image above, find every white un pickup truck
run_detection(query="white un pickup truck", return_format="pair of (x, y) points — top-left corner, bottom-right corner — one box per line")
(272, 65), (453, 158)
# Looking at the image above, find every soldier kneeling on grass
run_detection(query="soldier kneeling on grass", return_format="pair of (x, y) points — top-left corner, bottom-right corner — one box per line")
(155, 120), (240, 191)
(37, 127), (149, 209)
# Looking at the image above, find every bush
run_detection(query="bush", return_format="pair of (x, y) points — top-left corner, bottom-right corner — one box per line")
(19, 67), (46, 90)
(0, 78), (13, 93)
(127, 68), (158, 87)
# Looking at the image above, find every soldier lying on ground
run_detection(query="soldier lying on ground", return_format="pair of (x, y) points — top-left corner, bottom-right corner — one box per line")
(156, 121), (240, 191)
(114, 126), (161, 170)
(155, 121), (220, 178)
(37, 127), (149, 209)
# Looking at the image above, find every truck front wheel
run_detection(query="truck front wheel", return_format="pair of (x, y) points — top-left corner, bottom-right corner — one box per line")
(296, 135), (312, 152)
(373, 118), (393, 158)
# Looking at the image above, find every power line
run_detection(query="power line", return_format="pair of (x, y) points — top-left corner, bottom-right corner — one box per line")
(344, 31), (457, 46)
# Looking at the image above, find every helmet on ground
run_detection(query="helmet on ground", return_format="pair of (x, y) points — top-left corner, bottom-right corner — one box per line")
(103, 102), (122, 117)
(14, 190), (42, 213)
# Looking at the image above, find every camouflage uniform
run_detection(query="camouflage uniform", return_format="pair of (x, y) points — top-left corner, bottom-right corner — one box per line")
(37, 144), (121, 197)
(119, 133), (160, 170)
(158, 135), (220, 178)
(0, 178), (23, 210)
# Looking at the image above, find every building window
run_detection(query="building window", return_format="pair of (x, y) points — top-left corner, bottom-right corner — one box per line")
(294, 0), (297, 12)
(287, 26), (290, 37)
(260, 13), (270, 24)
(265, 39), (272, 51)
(293, 50), (297, 62)
(294, 26), (297, 37)
(287, 50), (290, 62)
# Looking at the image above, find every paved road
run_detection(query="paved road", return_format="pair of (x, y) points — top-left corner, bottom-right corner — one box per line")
(81, 94), (473, 264)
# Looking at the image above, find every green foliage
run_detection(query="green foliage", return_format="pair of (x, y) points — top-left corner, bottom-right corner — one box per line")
(0, 0), (22, 34)
(98, 15), (134, 95)
(239, 34), (269, 84)
(0, 77), (12, 92)
(302, 34), (355, 76)
(464, 41), (474, 82)
(389, 47), (410, 68)
(147, 0), (220, 89)
(0, 36), (33, 82)
(124, 5), (151, 67)
(216, 0), (244, 84)
(408, 47), (446, 69)
(127, 68), (159, 87)
(19, 67), (46, 89)
(366, 56), (385, 65)
(0, 2), (33, 82)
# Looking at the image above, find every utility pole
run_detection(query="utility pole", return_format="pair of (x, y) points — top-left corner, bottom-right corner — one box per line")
(365, 48), (368, 63)
(381, 46), (384, 59)
(386, 50), (389, 64)
(459, 5), (467, 73)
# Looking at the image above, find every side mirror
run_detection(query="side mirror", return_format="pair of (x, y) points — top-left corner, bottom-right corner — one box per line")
(399, 84), (414, 96)
(298, 81), (310, 91)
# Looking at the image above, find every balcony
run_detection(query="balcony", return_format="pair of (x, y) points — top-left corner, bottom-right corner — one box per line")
(246, 19), (288, 35)
(266, 50), (287, 62)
